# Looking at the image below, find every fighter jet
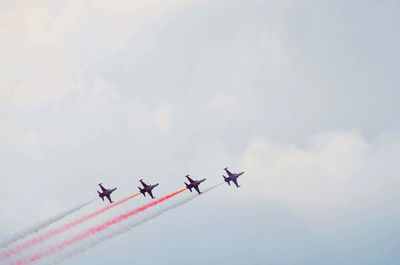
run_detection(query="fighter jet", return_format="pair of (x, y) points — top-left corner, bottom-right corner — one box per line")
(184, 175), (206, 194)
(138, 179), (159, 199)
(223, 167), (245, 188)
(97, 183), (117, 203)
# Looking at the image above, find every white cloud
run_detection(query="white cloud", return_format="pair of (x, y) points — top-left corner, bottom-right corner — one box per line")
(81, 78), (118, 115)
(208, 94), (237, 110)
(0, 116), (44, 153)
(126, 99), (175, 133)
(238, 131), (400, 223)
(126, 99), (152, 131)
(0, 1), (399, 262)
(153, 104), (175, 132)
(0, 1), (85, 107)
(0, 0), (192, 107)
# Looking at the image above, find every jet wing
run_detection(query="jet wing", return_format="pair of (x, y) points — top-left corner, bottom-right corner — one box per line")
(232, 179), (240, 188)
(193, 185), (201, 194)
(186, 175), (195, 183)
(140, 179), (149, 188)
(99, 183), (108, 192)
(106, 195), (113, 203)
(224, 168), (234, 177)
(148, 190), (154, 199)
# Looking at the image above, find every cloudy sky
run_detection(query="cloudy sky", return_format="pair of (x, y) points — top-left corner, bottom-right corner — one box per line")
(1, 0), (399, 264)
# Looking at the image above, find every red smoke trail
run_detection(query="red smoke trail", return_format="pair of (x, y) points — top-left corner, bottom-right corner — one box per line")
(51, 183), (224, 265)
(0, 193), (140, 260)
(0, 198), (96, 249)
(12, 188), (186, 265)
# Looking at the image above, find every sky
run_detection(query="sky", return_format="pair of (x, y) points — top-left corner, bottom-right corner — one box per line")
(0, 0), (399, 264)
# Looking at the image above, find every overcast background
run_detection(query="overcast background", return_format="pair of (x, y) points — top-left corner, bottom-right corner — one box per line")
(1, 0), (399, 264)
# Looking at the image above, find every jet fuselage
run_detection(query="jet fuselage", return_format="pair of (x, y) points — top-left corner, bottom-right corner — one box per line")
(141, 183), (159, 193)
(99, 187), (117, 198)
(223, 168), (245, 188)
(185, 178), (206, 194)
(225, 172), (244, 182)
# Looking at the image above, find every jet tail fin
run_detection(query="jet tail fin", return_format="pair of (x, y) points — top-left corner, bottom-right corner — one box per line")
(97, 191), (104, 201)
(223, 175), (230, 185)
(185, 182), (192, 192)
(138, 187), (145, 197)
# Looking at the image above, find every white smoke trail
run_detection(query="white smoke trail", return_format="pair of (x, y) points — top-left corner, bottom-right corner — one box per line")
(49, 183), (224, 265)
(0, 199), (96, 249)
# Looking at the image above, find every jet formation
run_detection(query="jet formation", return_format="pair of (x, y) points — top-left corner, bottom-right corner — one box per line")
(97, 167), (244, 203)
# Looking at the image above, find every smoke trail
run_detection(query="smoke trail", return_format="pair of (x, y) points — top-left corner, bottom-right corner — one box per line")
(12, 189), (186, 265)
(0, 199), (96, 250)
(0, 193), (140, 260)
(50, 182), (224, 265)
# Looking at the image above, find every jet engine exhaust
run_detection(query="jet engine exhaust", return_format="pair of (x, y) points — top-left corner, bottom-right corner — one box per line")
(49, 183), (224, 265)
(12, 189), (186, 265)
(0, 193), (140, 261)
(0, 198), (96, 250)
